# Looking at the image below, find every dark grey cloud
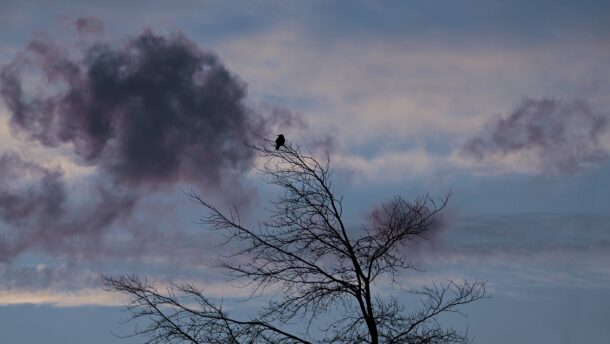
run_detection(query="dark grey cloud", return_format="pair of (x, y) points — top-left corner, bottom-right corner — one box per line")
(0, 28), (266, 189)
(463, 98), (609, 175)
(0, 19), (310, 263)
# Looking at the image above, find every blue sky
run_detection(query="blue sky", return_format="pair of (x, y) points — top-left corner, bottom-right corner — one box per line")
(1, 1), (609, 343)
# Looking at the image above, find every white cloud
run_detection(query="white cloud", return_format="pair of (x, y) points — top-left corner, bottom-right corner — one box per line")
(214, 28), (610, 178)
(216, 29), (610, 142)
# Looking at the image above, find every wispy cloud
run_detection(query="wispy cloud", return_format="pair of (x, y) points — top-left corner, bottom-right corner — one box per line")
(463, 98), (610, 175)
(0, 151), (140, 262)
(73, 16), (104, 35)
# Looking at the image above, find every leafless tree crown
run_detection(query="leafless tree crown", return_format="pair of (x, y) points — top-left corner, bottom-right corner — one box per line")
(103, 137), (486, 344)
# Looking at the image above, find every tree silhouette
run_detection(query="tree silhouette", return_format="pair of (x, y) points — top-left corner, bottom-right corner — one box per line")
(102, 137), (486, 344)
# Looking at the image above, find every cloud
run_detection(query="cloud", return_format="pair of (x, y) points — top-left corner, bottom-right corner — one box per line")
(0, 152), (66, 261)
(0, 259), (268, 306)
(462, 98), (610, 175)
(0, 278), (264, 307)
(334, 149), (443, 182)
(216, 27), (610, 151)
(0, 28), (266, 190)
(73, 16), (104, 35)
(0, 151), (137, 261)
(416, 213), (610, 292)
(212, 26), (610, 184)
(0, 288), (124, 307)
(0, 19), (310, 262)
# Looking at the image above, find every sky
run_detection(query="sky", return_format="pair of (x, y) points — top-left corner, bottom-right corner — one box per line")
(0, 0), (609, 343)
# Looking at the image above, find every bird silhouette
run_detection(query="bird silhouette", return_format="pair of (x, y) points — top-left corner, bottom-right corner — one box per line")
(275, 134), (285, 150)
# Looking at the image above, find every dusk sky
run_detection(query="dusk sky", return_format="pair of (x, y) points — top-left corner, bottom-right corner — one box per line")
(1, 1), (610, 343)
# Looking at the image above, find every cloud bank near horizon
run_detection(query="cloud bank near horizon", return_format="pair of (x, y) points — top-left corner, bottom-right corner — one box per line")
(1, 211), (609, 306)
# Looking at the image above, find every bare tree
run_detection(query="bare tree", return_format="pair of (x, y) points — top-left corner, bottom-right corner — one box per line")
(102, 138), (486, 344)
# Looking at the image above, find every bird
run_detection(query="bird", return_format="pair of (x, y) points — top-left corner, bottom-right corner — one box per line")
(275, 134), (285, 150)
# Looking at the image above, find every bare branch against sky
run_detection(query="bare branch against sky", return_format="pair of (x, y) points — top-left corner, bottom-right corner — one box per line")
(104, 138), (486, 344)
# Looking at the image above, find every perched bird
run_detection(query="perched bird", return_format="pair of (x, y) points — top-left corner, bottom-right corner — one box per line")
(275, 134), (285, 150)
